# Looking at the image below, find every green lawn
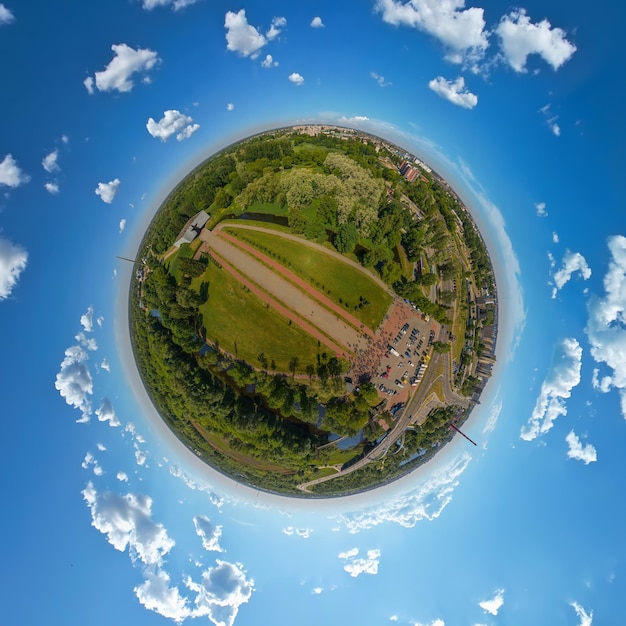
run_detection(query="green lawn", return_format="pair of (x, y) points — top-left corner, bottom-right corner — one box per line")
(198, 262), (324, 373)
(225, 228), (392, 330)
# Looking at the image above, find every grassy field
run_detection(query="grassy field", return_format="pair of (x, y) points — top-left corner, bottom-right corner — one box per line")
(226, 228), (392, 330)
(198, 262), (324, 373)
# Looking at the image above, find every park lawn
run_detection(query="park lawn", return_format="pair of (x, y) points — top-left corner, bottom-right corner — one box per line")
(226, 228), (392, 330)
(198, 262), (324, 374)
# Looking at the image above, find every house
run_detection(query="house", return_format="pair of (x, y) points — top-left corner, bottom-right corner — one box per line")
(174, 210), (210, 248)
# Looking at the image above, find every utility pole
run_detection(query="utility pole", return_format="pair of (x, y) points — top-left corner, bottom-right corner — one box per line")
(450, 422), (477, 446)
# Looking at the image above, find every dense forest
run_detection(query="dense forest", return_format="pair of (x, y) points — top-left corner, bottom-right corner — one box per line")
(129, 127), (493, 495)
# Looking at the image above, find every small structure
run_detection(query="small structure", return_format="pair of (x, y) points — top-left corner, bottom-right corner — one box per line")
(174, 210), (210, 248)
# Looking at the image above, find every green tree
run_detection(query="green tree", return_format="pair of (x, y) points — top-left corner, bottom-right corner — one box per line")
(334, 222), (358, 253)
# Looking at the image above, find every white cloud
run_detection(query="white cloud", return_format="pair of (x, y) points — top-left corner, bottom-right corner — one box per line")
(95, 398), (120, 427)
(586, 236), (626, 418)
(549, 120), (561, 136)
(566, 431), (597, 465)
(339, 548), (381, 577)
(86, 43), (159, 94)
(146, 109), (199, 142)
(80, 305), (94, 332)
(553, 232), (560, 243)
(0, 154), (30, 188)
(42, 149), (60, 173)
(0, 237), (28, 301)
(520, 337), (583, 440)
(0, 3), (14, 25)
(337, 115), (370, 124)
(496, 9), (576, 72)
(194, 515), (224, 552)
(135, 569), (191, 622)
(266, 16), (286, 41)
(226, 103), (234, 111)
(551, 250), (592, 299)
(428, 76), (477, 109)
(135, 447), (147, 466)
(45, 181), (59, 194)
(571, 601), (593, 626)
(185, 560), (255, 626)
(82, 482), (175, 566)
(311, 16), (324, 28)
(117, 471), (129, 482)
(82, 451), (103, 476)
(375, 0), (489, 66)
(119, 218), (127, 234)
(261, 54), (278, 68)
(95, 178), (121, 204)
(479, 589), (505, 615)
(225, 9), (266, 58)
(55, 343), (93, 421)
(142, 0), (200, 10)
(96, 442), (106, 451)
(312, 587), (323, 594)
(339, 452), (472, 532)
(535, 201), (547, 217)
(288, 72), (304, 85)
(371, 71), (391, 87)
(411, 621), (445, 626)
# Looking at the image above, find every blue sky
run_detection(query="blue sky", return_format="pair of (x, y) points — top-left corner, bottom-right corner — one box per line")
(0, 1), (624, 624)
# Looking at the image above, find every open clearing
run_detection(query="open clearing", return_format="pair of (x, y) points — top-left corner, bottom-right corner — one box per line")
(224, 225), (392, 330)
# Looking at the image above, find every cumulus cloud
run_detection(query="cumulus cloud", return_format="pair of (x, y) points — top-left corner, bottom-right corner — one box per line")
(45, 181), (59, 194)
(42, 149), (60, 173)
(82, 451), (103, 476)
(339, 548), (381, 577)
(85, 43), (160, 93)
(551, 250), (592, 298)
(496, 9), (576, 72)
(0, 154), (30, 188)
(371, 71), (391, 87)
(185, 560), (255, 626)
(282, 527), (313, 539)
(135, 569), (190, 622)
(586, 236), (626, 418)
(339, 452), (471, 532)
(80, 305), (94, 332)
(479, 589), (505, 615)
(311, 16), (324, 28)
(225, 9), (266, 58)
(266, 16), (286, 40)
(535, 201), (547, 217)
(117, 471), (129, 482)
(520, 338), (583, 441)
(288, 72), (304, 85)
(571, 601), (593, 626)
(428, 76), (477, 109)
(0, 237), (28, 301)
(55, 343), (93, 422)
(566, 430), (597, 465)
(95, 178), (121, 204)
(194, 515), (224, 553)
(553, 232), (560, 243)
(95, 398), (120, 427)
(142, 0), (200, 10)
(226, 103), (234, 111)
(146, 109), (199, 142)
(375, 0), (488, 66)
(82, 482), (175, 566)
(119, 218), (127, 234)
(261, 54), (278, 68)
(0, 3), (15, 25)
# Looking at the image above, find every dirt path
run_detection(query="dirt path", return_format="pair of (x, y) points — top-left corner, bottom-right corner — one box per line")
(218, 223), (395, 297)
(200, 229), (369, 355)
(215, 228), (376, 340)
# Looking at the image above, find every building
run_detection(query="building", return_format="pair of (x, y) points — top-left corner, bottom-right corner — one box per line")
(174, 210), (210, 248)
